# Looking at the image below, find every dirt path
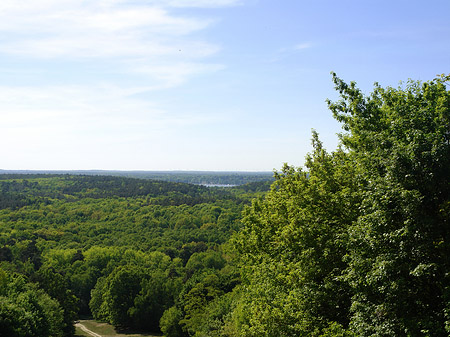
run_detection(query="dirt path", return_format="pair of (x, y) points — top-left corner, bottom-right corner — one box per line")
(75, 322), (103, 337)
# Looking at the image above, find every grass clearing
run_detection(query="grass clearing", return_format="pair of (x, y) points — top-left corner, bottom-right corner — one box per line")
(75, 319), (162, 337)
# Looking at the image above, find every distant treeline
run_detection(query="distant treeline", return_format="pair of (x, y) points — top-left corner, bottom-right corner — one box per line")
(0, 170), (274, 186)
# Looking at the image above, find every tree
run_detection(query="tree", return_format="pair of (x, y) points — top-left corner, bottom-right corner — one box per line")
(35, 267), (78, 336)
(130, 270), (175, 331)
(0, 269), (64, 337)
(233, 73), (450, 336)
(90, 265), (144, 328)
(160, 306), (185, 337)
(234, 133), (359, 336)
(185, 250), (226, 278)
(90, 261), (178, 333)
(328, 73), (450, 335)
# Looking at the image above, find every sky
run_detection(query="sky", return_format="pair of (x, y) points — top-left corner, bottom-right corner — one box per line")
(1, 0), (449, 171)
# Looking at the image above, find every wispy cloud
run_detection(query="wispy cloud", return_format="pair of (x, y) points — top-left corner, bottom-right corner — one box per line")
(0, 0), (244, 169)
(132, 62), (224, 89)
(0, 0), (232, 90)
(0, 3), (212, 58)
(267, 42), (313, 63)
(162, 0), (243, 8)
(294, 42), (312, 50)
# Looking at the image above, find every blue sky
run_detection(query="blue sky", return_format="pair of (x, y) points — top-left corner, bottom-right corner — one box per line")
(1, 0), (449, 171)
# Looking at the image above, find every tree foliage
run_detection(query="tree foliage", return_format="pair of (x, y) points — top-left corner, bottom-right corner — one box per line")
(328, 73), (450, 335)
(234, 74), (450, 336)
(0, 269), (64, 337)
(0, 174), (249, 335)
(234, 133), (359, 336)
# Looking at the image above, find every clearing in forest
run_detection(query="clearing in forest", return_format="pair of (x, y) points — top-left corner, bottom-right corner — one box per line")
(75, 320), (161, 337)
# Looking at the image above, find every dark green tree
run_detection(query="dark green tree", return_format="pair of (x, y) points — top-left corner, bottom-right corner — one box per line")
(35, 267), (78, 336)
(0, 269), (64, 337)
(92, 265), (144, 328)
(130, 270), (175, 331)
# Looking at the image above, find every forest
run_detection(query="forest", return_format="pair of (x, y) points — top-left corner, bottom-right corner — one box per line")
(0, 170), (274, 186)
(1, 74), (449, 337)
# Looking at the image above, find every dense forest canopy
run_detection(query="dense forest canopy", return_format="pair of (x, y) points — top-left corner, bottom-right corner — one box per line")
(1, 73), (449, 337)
(0, 175), (267, 336)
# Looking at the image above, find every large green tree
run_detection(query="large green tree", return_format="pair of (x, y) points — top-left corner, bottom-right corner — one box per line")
(234, 73), (450, 336)
(328, 73), (450, 335)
